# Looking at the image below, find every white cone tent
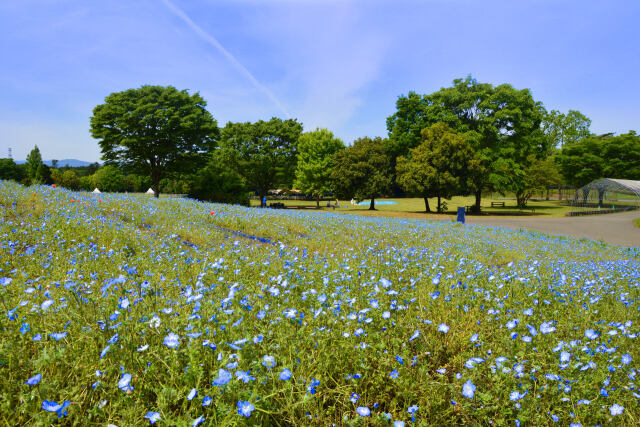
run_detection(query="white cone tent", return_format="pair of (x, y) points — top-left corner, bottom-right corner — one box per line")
(92, 188), (101, 193)
(146, 188), (155, 195)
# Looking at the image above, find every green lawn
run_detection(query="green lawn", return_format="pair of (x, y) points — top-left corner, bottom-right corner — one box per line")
(252, 196), (574, 219)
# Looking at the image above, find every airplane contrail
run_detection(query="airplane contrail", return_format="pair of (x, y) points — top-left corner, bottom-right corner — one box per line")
(160, 0), (290, 118)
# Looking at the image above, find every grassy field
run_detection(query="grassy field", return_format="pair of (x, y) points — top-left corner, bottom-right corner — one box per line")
(2, 181), (640, 425)
(252, 195), (575, 219)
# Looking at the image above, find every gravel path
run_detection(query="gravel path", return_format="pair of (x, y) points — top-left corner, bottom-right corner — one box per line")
(463, 210), (640, 247)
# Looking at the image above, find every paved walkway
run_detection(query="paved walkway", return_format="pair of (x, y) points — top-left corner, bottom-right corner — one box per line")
(463, 210), (640, 247)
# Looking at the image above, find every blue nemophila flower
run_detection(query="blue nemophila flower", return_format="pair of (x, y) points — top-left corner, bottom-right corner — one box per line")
(237, 400), (255, 417)
(585, 329), (599, 340)
(436, 368), (446, 374)
(394, 422), (405, 427)
(41, 400), (71, 417)
(118, 373), (134, 392)
(284, 308), (298, 319)
(41, 299), (54, 310)
(509, 390), (527, 401)
(438, 323), (449, 333)
(212, 368), (232, 386)
(610, 404), (624, 416)
(49, 332), (67, 341)
(621, 354), (632, 365)
(32, 334), (42, 341)
(144, 411), (161, 424)
(409, 330), (420, 341)
(107, 333), (119, 344)
(470, 333), (479, 342)
(187, 388), (197, 400)
(506, 319), (519, 329)
(0, 277), (12, 286)
(390, 369), (399, 379)
(356, 406), (370, 416)
(262, 355), (276, 368)
(20, 322), (30, 334)
(202, 396), (212, 406)
(540, 322), (556, 334)
(396, 355), (404, 365)
(192, 415), (205, 426)
(137, 344), (149, 352)
(350, 393), (360, 403)
(382, 311), (391, 319)
(462, 380), (476, 399)
(100, 345), (111, 358)
(149, 315), (161, 328)
(119, 297), (130, 310)
(26, 373), (41, 385)
(279, 368), (292, 380)
(307, 378), (320, 394)
(407, 405), (418, 422)
(560, 351), (571, 363)
(235, 370), (255, 383)
(163, 333), (180, 348)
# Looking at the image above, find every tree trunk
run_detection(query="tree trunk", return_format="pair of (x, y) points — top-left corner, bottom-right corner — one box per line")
(152, 172), (160, 198)
(423, 197), (431, 213)
(437, 196), (441, 213)
(474, 190), (482, 213)
(546, 187), (550, 200)
(369, 198), (375, 210)
(316, 194), (320, 209)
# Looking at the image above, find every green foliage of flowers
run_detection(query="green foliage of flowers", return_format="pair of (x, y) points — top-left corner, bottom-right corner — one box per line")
(1, 180), (639, 425)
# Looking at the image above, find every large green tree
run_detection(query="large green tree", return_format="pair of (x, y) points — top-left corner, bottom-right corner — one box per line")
(220, 118), (303, 207)
(542, 109), (591, 149)
(387, 76), (547, 212)
(0, 158), (24, 182)
(26, 146), (44, 184)
(189, 152), (249, 205)
(331, 137), (392, 210)
(90, 85), (218, 197)
(92, 165), (126, 192)
(294, 128), (345, 208)
(396, 123), (480, 213)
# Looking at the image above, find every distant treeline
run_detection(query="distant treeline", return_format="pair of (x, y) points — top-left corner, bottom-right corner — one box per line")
(3, 77), (639, 211)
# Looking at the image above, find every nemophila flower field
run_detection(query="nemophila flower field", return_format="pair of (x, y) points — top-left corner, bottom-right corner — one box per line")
(1, 180), (640, 426)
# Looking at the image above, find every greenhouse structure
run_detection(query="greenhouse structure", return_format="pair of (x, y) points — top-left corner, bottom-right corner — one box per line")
(568, 178), (640, 216)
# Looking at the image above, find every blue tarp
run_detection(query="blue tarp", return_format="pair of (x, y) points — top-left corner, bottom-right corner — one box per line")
(357, 201), (398, 205)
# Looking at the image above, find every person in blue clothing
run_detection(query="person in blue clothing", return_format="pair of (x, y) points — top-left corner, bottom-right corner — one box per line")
(262, 196), (267, 207)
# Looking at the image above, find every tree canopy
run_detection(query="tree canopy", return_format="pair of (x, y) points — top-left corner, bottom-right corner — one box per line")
(542, 109), (592, 149)
(387, 76), (547, 211)
(220, 118), (303, 207)
(90, 85), (218, 197)
(331, 137), (392, 210)
(556, 132), (640, 188)
(294, 128), (345, 207)
(396, 123), (480, 213)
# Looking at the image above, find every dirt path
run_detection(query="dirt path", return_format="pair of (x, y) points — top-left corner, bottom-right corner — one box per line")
(462, 210), (640, 247)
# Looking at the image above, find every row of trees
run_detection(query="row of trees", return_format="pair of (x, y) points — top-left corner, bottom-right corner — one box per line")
(4, 79), (638, 211)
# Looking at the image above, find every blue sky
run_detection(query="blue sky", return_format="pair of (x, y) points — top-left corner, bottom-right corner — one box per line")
(2, 0), (639, 162)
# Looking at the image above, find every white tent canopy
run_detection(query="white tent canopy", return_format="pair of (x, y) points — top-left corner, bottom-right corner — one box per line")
(146, 188), (155, 195)
(92, 188), (101, 193)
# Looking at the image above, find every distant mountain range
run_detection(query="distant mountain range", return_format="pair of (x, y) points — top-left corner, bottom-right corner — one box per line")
(15, 159), (99, 167)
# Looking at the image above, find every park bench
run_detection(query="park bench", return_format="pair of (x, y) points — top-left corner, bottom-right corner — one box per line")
(269, 202), (285, 209)
(491, 201), (505, 207)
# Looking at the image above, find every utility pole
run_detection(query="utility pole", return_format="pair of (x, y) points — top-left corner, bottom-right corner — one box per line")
(8, 147), (12, 159)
